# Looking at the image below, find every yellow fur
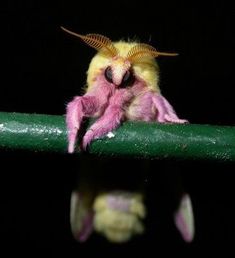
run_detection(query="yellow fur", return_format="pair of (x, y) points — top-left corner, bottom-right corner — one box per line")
(86, 41), (160, 92)
(93, 192), (146, 243)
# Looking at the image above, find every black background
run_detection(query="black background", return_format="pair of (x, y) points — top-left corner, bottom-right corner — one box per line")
(2, 0), (235, 256)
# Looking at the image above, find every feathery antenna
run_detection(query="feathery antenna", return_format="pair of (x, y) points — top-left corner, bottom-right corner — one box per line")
(127, 43), (178, 62)
(61, 26), (118, 57)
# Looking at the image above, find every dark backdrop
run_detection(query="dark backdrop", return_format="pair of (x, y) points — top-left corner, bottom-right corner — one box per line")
(2, 0), (235, 256)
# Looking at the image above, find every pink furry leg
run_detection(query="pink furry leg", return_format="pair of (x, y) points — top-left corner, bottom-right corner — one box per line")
(152, 94), (188, 123)
(70, 191), (94, 242)
(82, 89), (133, 150)
(66, 95), (98, 153)
(82, 106), (123, 150)
(174, 194), (195, 242)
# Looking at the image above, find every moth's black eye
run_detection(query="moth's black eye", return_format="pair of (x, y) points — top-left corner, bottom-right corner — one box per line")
(121, 70), (135, 87)
(104, 66), (113, 83)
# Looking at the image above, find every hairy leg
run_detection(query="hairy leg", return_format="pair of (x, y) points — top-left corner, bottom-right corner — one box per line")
(66, 95), (99, 153)
(66, 83), (114, 153)
(70, 191), (94, 242)
(152, 93), (188, 123)
(174, 194), (195, 242)
(82, 89), (133, 150)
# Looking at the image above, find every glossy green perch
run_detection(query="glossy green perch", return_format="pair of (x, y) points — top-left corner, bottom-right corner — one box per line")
(0, 112), (234, 161)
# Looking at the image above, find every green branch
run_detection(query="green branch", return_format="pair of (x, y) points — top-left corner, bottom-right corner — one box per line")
(0, 112), (234, 161)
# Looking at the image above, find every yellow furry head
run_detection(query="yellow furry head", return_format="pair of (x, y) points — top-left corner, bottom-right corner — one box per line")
(61, 27), (178, 92)
(87, 41), (161, 91)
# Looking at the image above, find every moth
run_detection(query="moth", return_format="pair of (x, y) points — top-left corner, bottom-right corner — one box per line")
(61, 27), (188, 153)
(70, 190), (194, 243)
(70, 191), (146, 243)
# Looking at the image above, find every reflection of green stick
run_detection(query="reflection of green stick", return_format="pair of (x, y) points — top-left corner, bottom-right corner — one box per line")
(0, 112), (234, 161)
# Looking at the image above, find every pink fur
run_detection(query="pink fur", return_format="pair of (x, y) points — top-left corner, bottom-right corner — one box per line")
(76, 212), (94, 242)
(107, 195), (131, 212)
(174, 211), (192, 242)
(82, 89), (133, 149)
(66, 79), (114, 153)
(71, 192), (94, 242)
(152, 94), (188, 123)
(66, 74), (187, 152)
(126, 90), (156, 121)
(174, 194), (194, 242)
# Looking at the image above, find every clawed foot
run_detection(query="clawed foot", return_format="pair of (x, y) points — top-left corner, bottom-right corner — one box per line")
(153, 94), (189, 124)
(159, 114), (188, 124)
(67, 128), (97, 152)
(81, 125), (115, 150)
(81, 130), (95, 151)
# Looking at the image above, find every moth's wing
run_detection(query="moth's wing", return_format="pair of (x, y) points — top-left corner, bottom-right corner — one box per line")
(174, 193), (195, 242)
(70, 191), (94, 242)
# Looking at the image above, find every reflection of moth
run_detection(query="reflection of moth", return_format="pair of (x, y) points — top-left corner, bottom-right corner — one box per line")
(94, 192), (146, 243)
(61, 27), (188, 153)
(70, 190), (194, 243)
(71, 191), (146, 243)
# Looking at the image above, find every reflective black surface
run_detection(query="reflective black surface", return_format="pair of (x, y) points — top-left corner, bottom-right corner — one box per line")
(2, 0), (235, 255)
